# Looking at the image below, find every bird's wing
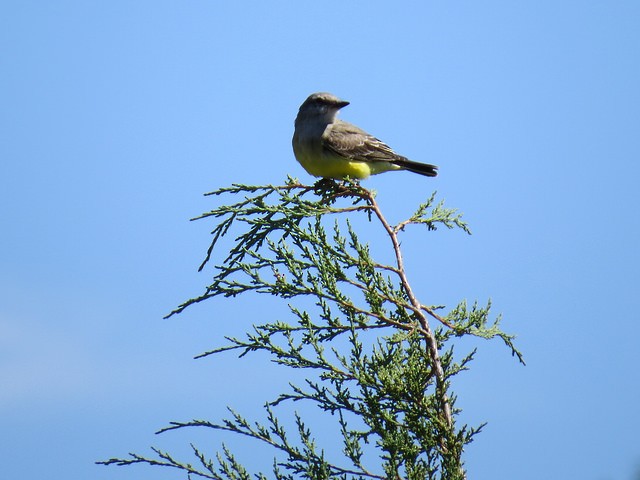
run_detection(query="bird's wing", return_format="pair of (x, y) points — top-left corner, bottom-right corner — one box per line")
(323, 120), (405, 163)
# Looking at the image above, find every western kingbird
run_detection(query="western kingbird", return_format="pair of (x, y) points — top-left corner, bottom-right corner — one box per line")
(292, 92), (438, 180)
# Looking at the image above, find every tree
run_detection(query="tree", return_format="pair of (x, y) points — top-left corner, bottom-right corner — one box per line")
(99, 178), (523, 479)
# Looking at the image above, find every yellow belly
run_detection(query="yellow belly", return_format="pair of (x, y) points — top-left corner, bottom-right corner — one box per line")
(298, 155), (373, 179)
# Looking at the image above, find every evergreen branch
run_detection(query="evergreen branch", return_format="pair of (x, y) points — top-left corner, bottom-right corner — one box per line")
(361, 190), (454, 429)
(154, 409), (387, 480)
(103, 177), (523, 480)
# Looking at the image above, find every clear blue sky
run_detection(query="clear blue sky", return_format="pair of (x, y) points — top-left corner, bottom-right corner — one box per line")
(2, 1), (639, 479)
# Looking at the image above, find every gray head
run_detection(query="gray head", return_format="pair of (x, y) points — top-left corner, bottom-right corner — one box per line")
(296, 92), (350, 125)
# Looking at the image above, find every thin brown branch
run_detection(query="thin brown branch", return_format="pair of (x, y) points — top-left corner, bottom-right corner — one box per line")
(362, 190), (454, 429)
(394, 218), (414, 233)
(421, 304), (456, 330)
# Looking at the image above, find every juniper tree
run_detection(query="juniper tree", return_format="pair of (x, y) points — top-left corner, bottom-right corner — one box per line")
(99, 178), (523, 480)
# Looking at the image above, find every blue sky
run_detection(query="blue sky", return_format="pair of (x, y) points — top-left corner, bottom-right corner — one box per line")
(2, 1), (640, 479)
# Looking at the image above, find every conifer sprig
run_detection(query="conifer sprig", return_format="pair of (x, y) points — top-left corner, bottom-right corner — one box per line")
(100, 178), (523, 480)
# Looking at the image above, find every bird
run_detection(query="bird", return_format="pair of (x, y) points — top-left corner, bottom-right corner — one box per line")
(292, 92), (438, 180)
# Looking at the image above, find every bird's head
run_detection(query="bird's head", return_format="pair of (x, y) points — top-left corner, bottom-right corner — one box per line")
(296, 92), (350, 124)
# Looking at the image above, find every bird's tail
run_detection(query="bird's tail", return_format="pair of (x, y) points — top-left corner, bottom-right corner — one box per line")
(394, 158), (438, 177)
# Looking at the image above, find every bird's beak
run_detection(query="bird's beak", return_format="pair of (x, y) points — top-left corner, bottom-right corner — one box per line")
(337, 100), (350, 109)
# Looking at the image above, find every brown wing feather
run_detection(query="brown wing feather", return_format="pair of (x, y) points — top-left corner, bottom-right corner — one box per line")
(323, 120), (404, 163)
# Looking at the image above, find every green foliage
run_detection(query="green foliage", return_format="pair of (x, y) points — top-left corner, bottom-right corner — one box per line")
(99, 177), (523, 479)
